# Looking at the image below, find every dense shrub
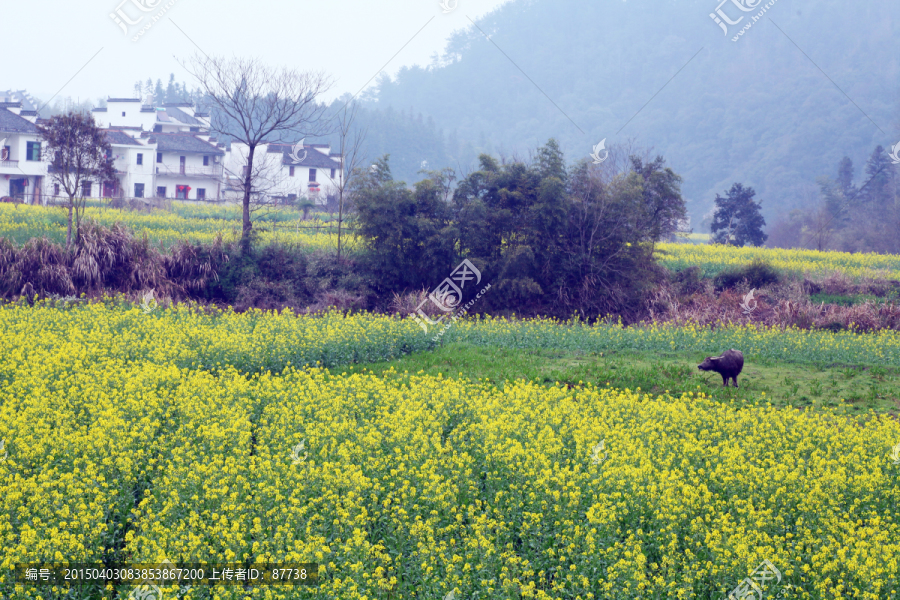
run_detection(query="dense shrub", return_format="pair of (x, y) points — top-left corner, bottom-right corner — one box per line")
(671, 266), (705, 296)
(714, 259), (781, 291)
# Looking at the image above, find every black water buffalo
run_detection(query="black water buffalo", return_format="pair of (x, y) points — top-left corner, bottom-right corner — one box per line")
(698, 349), (744, 387)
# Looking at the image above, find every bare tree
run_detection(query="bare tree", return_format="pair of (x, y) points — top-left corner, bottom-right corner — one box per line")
(331, 101), (367, 260)
(223, 140), (291, 227)
(804, 204), (835, 252)
(37, 111), (116, 249)
(182, 54), (333, 251)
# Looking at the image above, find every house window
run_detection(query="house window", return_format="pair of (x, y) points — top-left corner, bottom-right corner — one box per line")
(157, 186), (167, 198)
(242, 166), (249, 178)
(2, 146), (10, 161)
(137, 153), (143, 165)
(82, 181), (92, 197)
(26, 142), (41, 161)
(331, 168), (336, 179)
(54, 183), (60, 196)
(122, 111), (126, 117)
(134, 183), (145, 198)
(309, 168), (316, 182)
(289, 166), (295, 177)
(157, 152), (162, 163)
(203, 155), (209, 166)
(197, 188), (206, 200)
(153, 125), (162, 133)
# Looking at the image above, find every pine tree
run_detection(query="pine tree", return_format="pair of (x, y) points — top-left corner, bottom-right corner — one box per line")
(165, 74), (177, 104)
(710, 183), (767, 247)
(143, 77), (154, 104)
(860, 146), (893, 210)
(837, 156), (856, 198)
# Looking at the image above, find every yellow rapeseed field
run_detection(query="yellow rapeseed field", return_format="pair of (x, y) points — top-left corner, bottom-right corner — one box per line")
(657, 242), (900, 279)
(2, 302), (900, 599)
(0, 203), (352, 252)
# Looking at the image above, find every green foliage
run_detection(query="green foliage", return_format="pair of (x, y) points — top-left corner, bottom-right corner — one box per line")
(671, 266), (705, 296)
(710, 183), (768, 247)
(353, 141), (687, 318)
(713, 259), (780, 291)
(212, 244), (316, 310)
(352, 155), (457, 293)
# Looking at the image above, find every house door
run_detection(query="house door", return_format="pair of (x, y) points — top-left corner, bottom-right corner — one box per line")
(180, 156), (186, 174)
(9, 178), (26, 201)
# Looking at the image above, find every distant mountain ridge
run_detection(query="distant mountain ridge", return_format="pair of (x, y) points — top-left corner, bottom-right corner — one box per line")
(360, 0), (899, 226)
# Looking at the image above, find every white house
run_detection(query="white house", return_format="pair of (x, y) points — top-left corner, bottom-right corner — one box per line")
(0, 102), (45, 203)
(146, 132), (224, 200)
(93, 100), (212, 135)
(103, 129), (155, 199)
(91, 98), (226, 200)
(224, 141), (343, 205)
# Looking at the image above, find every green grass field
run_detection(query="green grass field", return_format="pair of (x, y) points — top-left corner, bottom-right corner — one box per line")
(350, 343), (900, 417)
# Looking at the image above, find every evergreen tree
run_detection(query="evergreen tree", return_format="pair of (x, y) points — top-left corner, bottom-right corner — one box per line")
(818, 176), (846, 227)
(165, 74), (177, 104)
(860, 146), (894, 210)
(837, 156), (855, 198)
(627, 155), (686, 245)
(710, 183), (767, 247)
(143, 78), (154, 104)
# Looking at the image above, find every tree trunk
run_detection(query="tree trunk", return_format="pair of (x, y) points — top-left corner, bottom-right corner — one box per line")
(337, 189), (344, 260)
(241, 144), (256, 253)
(66, 199), (75, 250)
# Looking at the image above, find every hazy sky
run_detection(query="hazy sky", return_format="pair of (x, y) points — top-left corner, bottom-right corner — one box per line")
(6, 0), (510, 107)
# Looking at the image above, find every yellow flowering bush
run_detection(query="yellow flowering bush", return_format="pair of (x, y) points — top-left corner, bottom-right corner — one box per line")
(2, 303), (900, 599)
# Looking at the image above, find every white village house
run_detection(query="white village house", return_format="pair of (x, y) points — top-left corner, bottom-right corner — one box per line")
(1, 92), (343, 204)
(224, 141), (343, 206)
(93, 98), (226, 201)
(0, 101), (44, 203)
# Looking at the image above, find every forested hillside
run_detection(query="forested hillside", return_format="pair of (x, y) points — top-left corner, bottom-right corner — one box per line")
(358, 0), (899, 226)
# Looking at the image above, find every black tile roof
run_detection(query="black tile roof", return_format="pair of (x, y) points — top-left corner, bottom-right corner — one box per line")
(264, 143), (341, 167)
(0, 107), (38, 134)
(104, 130), (144, 146)
(282, 148), (341, 169)
(163, 102), (193, 108)
(92, 108), (108, 112)
(0, 101), (23, 108)
(163, 107), (201, 126)
(150, 133), (225, 155)
(107, 98), (141, 102)
(0, 90), (39, 111)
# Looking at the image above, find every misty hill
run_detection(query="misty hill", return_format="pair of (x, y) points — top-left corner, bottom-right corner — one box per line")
(356, 0), (899, 227)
